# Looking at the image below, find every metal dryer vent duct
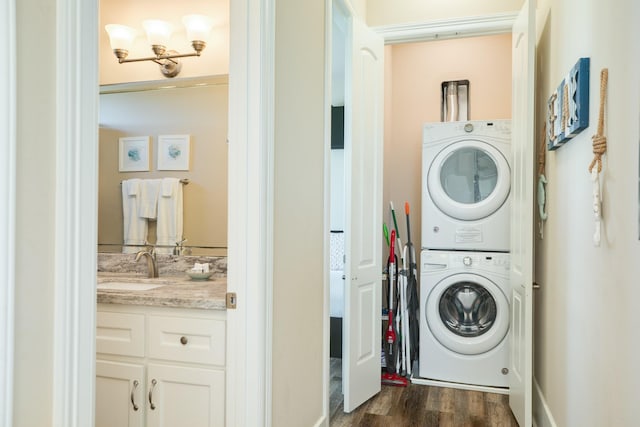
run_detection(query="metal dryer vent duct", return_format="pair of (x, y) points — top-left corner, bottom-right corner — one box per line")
(441, 80), (469, 122)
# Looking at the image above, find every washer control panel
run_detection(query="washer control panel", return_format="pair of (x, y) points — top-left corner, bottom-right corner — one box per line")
(422, 251), (510, 274)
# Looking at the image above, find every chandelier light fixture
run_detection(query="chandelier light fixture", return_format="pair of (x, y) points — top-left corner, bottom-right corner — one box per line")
(105, 14), (213, 78)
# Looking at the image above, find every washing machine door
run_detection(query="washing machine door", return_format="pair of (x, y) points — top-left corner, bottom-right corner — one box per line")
(427, 140), (510, 221)
(425, 273), (509, 355)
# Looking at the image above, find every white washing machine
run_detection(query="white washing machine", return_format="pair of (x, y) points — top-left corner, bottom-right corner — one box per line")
(419, 250), (510, 388)
(422, 120), (512, 252)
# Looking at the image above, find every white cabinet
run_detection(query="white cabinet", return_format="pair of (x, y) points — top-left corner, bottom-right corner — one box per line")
(96, 304), (226, 427)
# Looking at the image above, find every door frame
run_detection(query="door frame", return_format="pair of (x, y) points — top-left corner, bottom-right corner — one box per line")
(323, 6), (520, 421)
(0, 0), (16, 425)
(0, 0), (273, 425)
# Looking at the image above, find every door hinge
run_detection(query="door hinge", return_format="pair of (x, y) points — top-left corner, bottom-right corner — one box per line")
(226, 292), (237, 309)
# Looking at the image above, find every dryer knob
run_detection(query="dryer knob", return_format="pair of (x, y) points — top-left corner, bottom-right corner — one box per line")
(464, 123), (474, 133)
(433, 226), (440, 233)
(463, 256), (472, 266)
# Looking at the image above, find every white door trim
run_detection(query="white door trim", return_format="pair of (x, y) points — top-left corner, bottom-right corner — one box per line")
(48, 0), (277, 425)
(53, 0), (99, 425)
(227, 0), (274, 425)
(372, 12), (518, 44)
(320, 0), (334, 425)
(0, 1), (16, 425)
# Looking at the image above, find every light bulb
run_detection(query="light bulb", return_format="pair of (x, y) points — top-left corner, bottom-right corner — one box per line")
(105, 24), (136, 51)
(182, 14), (213, 42)
(142, 20), (173, 47)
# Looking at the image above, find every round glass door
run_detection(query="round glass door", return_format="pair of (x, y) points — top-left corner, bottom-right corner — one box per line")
(427, 140), (510, 221)
(439, 282), (497, 338)
(425, 273), (509, 355)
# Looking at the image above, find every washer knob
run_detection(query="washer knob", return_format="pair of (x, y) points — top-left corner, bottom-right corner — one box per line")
(464, 123), (474, 133)
(463, 256), (472, 266)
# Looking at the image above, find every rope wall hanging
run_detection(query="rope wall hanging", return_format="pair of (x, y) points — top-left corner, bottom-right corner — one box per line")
(537, 123), (548, 239)
(589, 68), (609, 246)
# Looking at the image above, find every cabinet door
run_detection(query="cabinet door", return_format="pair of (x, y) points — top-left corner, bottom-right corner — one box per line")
(96, 360), (144, 427)
(146, 363), (225, 427)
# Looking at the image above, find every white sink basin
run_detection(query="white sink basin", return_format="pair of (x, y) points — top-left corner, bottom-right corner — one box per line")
(97, 282), (167, 291)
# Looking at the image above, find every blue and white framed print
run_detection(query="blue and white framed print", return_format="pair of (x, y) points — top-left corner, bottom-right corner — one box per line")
(119, 136), (151, 172)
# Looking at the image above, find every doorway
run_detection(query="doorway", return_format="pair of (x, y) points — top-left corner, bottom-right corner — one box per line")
(327, 7), (517, 418)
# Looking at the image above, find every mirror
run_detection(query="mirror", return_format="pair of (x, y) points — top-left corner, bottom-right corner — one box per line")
(98, 76), (228, 256)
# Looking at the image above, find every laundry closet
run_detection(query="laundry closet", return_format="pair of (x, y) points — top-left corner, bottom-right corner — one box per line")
(328, 9), (514, 415)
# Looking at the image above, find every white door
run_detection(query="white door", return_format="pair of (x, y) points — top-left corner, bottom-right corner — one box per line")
(146, 363), (225, 427)
(342, 15), (384, 412)
(509, 0), (535, 425)
(95, 360), (144, 427)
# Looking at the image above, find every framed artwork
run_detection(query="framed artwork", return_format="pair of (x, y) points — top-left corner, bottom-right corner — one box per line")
(547, 84), (564, 150)
(157, 134), (191, 171)
(119, 136), (150, 172)
(547, 57), (590, 150)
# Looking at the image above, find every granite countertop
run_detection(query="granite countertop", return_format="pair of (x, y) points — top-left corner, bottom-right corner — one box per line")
(97, 272), (227, 310)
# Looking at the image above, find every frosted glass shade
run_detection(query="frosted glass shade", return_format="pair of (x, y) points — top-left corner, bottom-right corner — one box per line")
(182, 14), (213, 42)
(105, 24), (136, 51)
(142, 20), (173, 46)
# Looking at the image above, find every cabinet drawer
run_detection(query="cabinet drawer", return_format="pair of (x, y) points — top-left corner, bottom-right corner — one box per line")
(97, 311), (145, 357)
(148, 314), (225, 366)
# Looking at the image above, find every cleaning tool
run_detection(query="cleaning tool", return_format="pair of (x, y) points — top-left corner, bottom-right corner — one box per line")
(381, 230), (408, 387)
(399, 245), (411, 376)
(383, 223), (390, 247)
(389, 202), (403, 264)
(405, 202), (420, 366)
(385, 230), (397, 375)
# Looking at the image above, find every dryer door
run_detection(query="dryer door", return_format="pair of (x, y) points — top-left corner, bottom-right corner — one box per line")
(425, 273), (509, 355)
(427, 140), (510, 221)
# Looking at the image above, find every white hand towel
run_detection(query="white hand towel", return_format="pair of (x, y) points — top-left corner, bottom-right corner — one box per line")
(122, 179), (147, 254)
(127, 179), (140, 196)
(156, 178), (184, 254)
(161, 178), (175, 197)
(138, 179), (161, 219)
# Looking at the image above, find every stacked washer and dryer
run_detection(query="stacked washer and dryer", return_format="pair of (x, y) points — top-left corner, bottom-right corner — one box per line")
(418, 120), (512, 389)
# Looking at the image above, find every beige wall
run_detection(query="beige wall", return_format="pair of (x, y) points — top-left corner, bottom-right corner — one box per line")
(272, 0), (326, 424)
(367, 0), (523, 26)
(99, 0), (229, 85)
(534, 0), (639, 425)
(98, 82), (228, 252)
(383, 34), (512, 256)
(14, 0), (56, 425)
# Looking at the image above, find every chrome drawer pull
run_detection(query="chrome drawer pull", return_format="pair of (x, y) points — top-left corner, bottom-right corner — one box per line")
(148, 379), (157, 410)
(130, 380), (139, 411)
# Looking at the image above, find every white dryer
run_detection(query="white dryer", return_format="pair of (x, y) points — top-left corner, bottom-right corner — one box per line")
(419, 250), (510, 388)
(422, 120), (511, 252)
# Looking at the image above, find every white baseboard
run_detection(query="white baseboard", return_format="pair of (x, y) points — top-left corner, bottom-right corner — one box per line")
(313, 415), (329, 427)
(533, 377), (558, 427)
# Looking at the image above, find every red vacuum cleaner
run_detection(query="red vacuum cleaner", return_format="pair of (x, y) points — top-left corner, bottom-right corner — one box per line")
(382, 229), (408, 387)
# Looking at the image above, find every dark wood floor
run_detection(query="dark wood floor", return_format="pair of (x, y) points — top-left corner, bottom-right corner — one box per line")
(329, 358), (519, 427)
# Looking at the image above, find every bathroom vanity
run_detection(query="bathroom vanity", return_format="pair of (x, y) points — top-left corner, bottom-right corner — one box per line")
(96, 273), (227, 427)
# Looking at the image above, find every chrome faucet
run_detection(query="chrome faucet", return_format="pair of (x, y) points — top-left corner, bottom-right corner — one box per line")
(135, 247), (158, 278)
